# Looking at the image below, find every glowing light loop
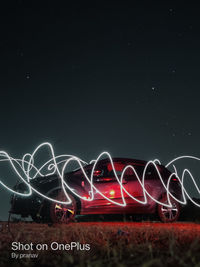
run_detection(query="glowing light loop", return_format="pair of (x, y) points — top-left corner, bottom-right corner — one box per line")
(0, 142), (200, 208)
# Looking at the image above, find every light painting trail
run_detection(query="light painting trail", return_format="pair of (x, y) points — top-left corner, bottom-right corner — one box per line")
(0, 142), (200, 208)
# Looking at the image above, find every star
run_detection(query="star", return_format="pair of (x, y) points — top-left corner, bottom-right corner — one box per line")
(169, 8), (175, 15)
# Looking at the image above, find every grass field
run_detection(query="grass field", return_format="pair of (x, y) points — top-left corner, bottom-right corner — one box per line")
(0, 221), (200, 267)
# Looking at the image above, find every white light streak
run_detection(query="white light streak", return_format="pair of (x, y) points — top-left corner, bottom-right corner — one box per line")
(0, 142), (200, 208)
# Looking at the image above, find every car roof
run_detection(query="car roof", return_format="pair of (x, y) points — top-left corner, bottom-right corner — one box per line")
(88, 157), (169, 170)
(92, 157), (147, 166)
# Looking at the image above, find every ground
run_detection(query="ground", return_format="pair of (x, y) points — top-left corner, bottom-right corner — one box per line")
(0, 221), (200, 267)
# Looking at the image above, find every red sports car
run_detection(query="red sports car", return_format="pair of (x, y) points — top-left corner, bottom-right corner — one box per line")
(10, 158), (182, 223)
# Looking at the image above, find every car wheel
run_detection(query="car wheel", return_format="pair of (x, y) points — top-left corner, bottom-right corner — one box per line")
(158, 195), (180, 223)
(49, 190), (77, 223)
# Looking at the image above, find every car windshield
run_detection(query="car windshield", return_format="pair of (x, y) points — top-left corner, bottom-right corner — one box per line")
(73, 160), (169, 181)
(73, 160), (145, 179)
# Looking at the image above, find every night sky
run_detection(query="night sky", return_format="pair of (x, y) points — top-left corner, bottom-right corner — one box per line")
(0, 1), (200, 220)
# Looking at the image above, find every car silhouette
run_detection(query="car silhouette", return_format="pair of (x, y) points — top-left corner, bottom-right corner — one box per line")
(10, 158), (182, 223)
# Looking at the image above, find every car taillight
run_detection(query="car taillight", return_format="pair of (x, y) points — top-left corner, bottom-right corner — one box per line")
(171, 176), (181, 187)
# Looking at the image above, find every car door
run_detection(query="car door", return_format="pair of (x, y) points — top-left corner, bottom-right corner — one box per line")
(80, 161), (146, 213)
(81, 161), (131, 213)
(121, 164), (146, 207)
(91, 163), (125, 208)
(88, 162), (145, 209)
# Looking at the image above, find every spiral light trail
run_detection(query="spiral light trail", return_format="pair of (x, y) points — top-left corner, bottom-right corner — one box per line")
(0, 142), (200, 208)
